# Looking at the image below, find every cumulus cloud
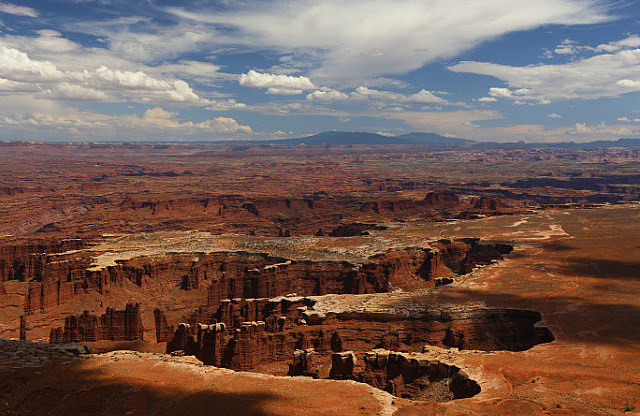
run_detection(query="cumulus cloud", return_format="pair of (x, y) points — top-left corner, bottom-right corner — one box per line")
(169, 0), (613, 82)
(351, 86), (448, 105)
(544, 35), (640, 58)
(0, 2), (38, 17)
(0, 45), (203, 103)
(554, 40), (580, 55)
(450, 43), (640, 102)
(0, 46), (64, 82)
(239, 70), (316, 95)
(488, 88), (512, 98)
(478, 97), (497, 102)
(568, 121), (635, 136)
(205, 99), (247, 111)
(136, 107), (252, 133)
(40, 83), (110, 102)
(548, 113), (563, 119)
(0, 78), (40, 93)
(595, 35), (640, 52)
(306, 89), (349, 101)
(617, 79), (640, 89)
(0, 101), (254, 140)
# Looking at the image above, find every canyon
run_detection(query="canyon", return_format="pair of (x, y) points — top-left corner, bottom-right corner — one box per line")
(1, 142), (639, 415)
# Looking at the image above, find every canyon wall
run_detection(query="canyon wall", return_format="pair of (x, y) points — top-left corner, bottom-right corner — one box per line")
(49, 303), (144, 344)
(164, 304), (554, 372)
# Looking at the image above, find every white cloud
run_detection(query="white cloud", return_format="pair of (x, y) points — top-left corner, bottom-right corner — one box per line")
(152, 60), (227, 86)
(169, 0), (613, 82)
(595, 35), (640, 52)
(136, 107), (252, 133)
(0, 45), (64, 82)
(40, 83), (110, 102)
(205, 99), (247, 111)
(0, 45), (204, 103)
(351, 86), (448, 105)
(478, 97), (497, 102)
(449, 44), (640, 102)
(31, 30), (81, 53)
(0, 101), (254, 140)
(568, 122), (635, 136)
(0, 2), (38, 17)
(239, 70), (316, 94)
(265, 87), (304, 95)
(617, 79), (640, 89)
(552, 38), (593, 55)
(381, 108), (639, 142)
(555, 39), (578, 55)
(488, 87), (512, 98)
(106, 27), (212, 62)
(382, 109), (501, 137)
(405, 89), (448, 105)
(0, 78), (39, 93)
(306, 89), (349, 101)
(548, 113), (563, 119)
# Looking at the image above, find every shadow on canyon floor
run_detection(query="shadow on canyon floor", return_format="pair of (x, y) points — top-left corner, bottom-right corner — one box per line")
(559, 257), (640, 280)
(419, 288), (640, 347)
(0, 360), (279, 416)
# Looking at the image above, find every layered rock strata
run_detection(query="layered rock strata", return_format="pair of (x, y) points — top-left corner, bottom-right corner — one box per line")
(358, 349), (481, 401)
(49, 303), (144, 344)
(164, 304), (553, 372)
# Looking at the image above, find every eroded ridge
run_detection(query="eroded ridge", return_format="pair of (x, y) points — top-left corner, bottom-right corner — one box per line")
(164, 302), (553, 371)
(25, 234), (554, 403)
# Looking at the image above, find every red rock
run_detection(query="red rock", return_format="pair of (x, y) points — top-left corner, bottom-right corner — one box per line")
(329, 351), (357, 380)
(19, 315), (26, 340)
(153, 309), (175, 343)
(288, 348), (319, 377)
(359, 350), (480, 400)
(473, 196), (507, 210)
(423, 191), (460, 206)
(50, 303), (144, 343)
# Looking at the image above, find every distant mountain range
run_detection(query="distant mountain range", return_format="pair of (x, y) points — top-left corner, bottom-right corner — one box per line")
(274, 131), (475, 146)
(214, 131), (640, 149)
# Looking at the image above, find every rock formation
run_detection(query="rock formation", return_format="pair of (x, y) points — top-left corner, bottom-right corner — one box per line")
(19, 315), (26, 341)
(329, 351), (357, 380)
(288, 348), (319, 377)
(49, 303), (144, 344)
(153, 309), (175, 343)
(359, 349), (481, 401)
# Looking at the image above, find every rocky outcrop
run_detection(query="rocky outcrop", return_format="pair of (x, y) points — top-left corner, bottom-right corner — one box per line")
(329, 351), (357, 380)
(288, 348), (319, 377)
(153, 309), (175, 343)
(423, 191), (460, 206)
(0, 239), (84, 284)
(17, 237), (509, 320)
(20, 315), (26, 341)
(204, 248), (458, 309)
(49, 303), (144, 344)
(24, 279), (76, 315)
(328, 223), (386, 237)
(166, 303), (554, 373)
(473, 196), (507, 211)
(359, 349), (481, 401)
(433, 238), (512, 275)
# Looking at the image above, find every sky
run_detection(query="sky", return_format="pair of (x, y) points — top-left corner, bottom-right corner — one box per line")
(0, 0), (639, 142)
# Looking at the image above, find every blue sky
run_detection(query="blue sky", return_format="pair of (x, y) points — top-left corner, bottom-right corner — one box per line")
(0, 0), (639, 142)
